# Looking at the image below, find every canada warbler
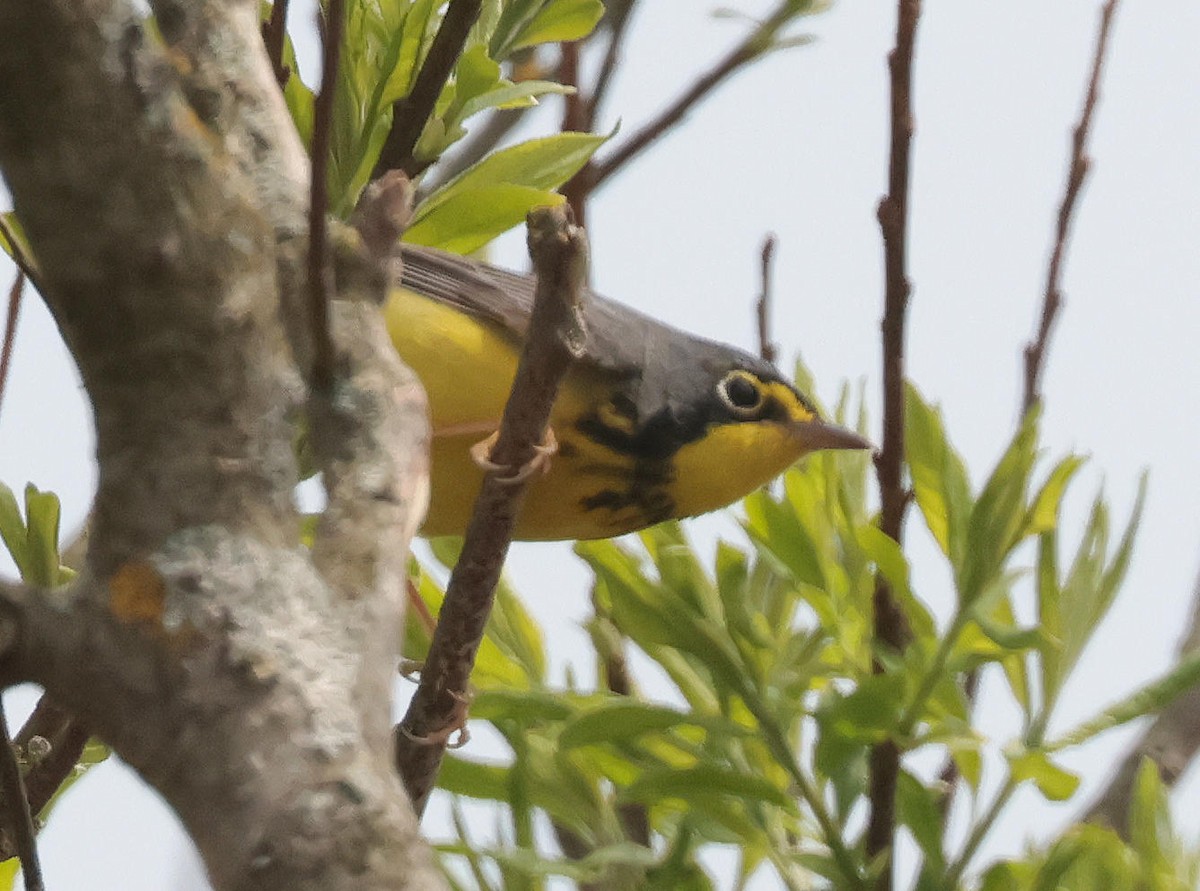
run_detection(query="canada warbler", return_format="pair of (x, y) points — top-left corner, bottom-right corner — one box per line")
(385, 244), (871, 541)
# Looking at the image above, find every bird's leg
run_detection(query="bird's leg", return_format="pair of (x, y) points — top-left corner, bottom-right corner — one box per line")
(470, 427), (558, 484)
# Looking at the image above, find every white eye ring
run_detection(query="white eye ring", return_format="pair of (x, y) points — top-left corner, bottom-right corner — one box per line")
(717, 370), (764, 417)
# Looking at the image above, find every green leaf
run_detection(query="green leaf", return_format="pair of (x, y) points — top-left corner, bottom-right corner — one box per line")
(559, 701), (744, 749)
(905, 383), (972, 564)
(857, 524), (936, 644)
(512, 0), (605, 50)
(458, 79), (572, 120)
(1047, 647), (1200, 752)
(1007, 748), (1080, 802)
(470, 688), (577, 725)
(959, 408), (1040, 604)
(405, 184), (564, 254)
(896, 770), (945, 869)
(1042, 474), (1147, 708)
(23, 484), (63, 587)
(1024, 454), (1087, 536)
(0, 483), (65, 586)
(0, 213), (33, 272)
(0, 483), (28, 578)
(439, 753), (511, 801)
(413, 131), (606, 223)
(621, 764), (793, 811)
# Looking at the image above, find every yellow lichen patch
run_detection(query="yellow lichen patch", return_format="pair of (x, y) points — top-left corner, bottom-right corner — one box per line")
(108, 561), (166, 625)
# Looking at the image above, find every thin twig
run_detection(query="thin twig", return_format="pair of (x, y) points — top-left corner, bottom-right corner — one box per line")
(559, 40), (589, 224)
(261, 0), (291, 90)
(587, 0), (639, 122)
(756, 233), (778, 365)
(307, 0), (344, 392)
(1023, 0), (1119, 414)
(0, 699), (42, 891)
(0, 271), (24, 424)
(395, 206), (588, 815)
(8, 699), (88, 847)
(589, 1), (801, 192)
(936, 0), (1123, 827)
(866, 0), (922, 887)
(373, 0), (483, 179)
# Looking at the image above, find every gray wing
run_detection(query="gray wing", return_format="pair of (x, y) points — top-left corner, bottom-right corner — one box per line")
(398, 243), (677, 379)
(397, 243), (763, 427)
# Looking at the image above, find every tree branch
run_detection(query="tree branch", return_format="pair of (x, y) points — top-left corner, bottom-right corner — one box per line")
(0, 696), (42, 891)
(757, 233), (778, 364)
(395, 205), (588, 815)
(1023, 0), (1119, 414)
(1085, 565), (1200, 834)
(866, 0), (922, 887)
(587, 0), (639, 122)
(0, 2), (442, 887)
(373, 0), (483, 179)
(937, 0), (1123, 827)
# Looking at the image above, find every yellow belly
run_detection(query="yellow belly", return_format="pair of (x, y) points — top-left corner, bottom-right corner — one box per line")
(385, 287), (654, 540)
(385, 287), (809, 540)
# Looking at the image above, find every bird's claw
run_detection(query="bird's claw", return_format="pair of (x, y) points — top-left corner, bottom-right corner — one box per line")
(470, 428), (558, 485)
(398, 690), (472, 749)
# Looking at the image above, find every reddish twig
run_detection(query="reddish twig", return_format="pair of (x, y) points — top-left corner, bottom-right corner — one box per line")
(0, 270), (24, 423)
(586, 0), (638, 122)
(866, 0), (922, 887)
(261, 0), (291, 90)
(936, 0), (1123, 827)
(395, 206), (588, 815)
(756, 233), (778, 365)
(1022, 0), (1119, 413)
(558, 41), (590, 225)
(373, 0), (483, 179)
(0, 698), (42, 891)
(307, 0), (344, 392)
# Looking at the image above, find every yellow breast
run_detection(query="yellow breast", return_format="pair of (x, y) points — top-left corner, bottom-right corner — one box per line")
(385, 287), (812, 540)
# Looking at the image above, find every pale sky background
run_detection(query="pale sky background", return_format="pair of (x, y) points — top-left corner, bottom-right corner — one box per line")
(1, 1), (1198, 889)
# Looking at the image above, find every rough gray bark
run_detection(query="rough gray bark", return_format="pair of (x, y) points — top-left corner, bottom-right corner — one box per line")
(0, 1), (445, 888)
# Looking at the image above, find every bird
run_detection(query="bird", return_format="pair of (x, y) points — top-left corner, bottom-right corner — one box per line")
(384, 244), (871, 541)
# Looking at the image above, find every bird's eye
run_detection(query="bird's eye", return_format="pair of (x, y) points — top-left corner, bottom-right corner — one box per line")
(717, 370), (764, 417)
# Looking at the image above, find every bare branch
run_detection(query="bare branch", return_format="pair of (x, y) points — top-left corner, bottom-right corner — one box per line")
(587, 0), (639, 121)
(374, 0), (483, 179)
(396, 205), (588, 815)
(0, 697), (42, 891)
(867, 0), (922, 886)
(937, 0), (1124, 827)
(757, 233), (778, 365)
(1023, 0), (1120, 413)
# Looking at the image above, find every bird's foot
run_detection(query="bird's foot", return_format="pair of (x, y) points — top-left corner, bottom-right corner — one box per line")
(470, 428), (558, 485)
(398, 690), (472, 749)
